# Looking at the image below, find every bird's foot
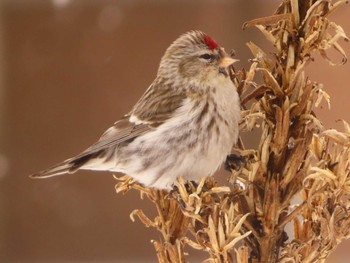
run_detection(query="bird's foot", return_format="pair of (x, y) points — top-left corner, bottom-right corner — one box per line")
(224, 153), (246, 172)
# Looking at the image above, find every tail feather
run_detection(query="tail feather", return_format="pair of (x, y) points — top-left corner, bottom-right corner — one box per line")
(30, 150), (103, 179)
(29, 158), (76, 178)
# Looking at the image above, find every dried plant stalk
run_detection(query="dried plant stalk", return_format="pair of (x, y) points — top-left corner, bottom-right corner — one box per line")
(116, 0), (349, 262)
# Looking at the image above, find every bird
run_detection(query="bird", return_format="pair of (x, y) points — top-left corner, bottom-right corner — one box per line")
(30, 30), (241, 190)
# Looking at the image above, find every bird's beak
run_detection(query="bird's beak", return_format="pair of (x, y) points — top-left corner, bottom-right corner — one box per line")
(219, 56), (239, 68)
(218, 56), (239, 76)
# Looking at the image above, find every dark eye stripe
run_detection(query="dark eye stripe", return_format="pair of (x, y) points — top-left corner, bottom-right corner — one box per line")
(199, 53), (214, 60)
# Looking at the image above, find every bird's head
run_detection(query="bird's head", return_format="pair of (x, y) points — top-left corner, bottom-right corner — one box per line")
(158, 30), (238, 87)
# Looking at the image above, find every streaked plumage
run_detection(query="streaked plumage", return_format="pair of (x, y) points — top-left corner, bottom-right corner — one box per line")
(30, 30), (241, 189)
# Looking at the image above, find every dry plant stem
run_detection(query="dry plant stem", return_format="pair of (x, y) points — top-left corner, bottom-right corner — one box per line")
(115, 0), (349, 262)
(116, 177), (190, 263)
(240, 0), (349, 262)
(151, 191), (189, 263)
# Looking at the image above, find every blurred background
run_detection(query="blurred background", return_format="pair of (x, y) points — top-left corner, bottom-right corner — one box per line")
(0, 0), (349, 262)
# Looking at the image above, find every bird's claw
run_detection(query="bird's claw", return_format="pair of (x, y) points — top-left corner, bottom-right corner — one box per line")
(224, 153), (246, 172)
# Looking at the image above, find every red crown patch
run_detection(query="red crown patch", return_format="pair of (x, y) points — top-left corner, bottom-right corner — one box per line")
(204, 35), (218, 50)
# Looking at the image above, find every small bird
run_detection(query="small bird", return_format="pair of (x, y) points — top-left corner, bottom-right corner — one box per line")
(30, 30), (241, 189)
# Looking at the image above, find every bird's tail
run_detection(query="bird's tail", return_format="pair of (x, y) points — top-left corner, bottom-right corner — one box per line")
(29, 151), (101, 179)
(29, 158), (77, 178)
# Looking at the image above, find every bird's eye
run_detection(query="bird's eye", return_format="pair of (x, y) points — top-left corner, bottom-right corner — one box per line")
(199, 53), (214, 61)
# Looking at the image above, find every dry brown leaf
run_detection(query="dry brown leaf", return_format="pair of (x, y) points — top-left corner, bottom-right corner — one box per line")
(322, 129), (350, 146)
(243, 14), (292, 29)
(256, 68), (284, 96)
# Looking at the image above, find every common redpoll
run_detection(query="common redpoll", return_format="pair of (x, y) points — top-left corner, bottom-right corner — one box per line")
(30, 30), (241, 190)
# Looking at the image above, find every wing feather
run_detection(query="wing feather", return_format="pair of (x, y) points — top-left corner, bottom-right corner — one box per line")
(31, 80), (188, 178)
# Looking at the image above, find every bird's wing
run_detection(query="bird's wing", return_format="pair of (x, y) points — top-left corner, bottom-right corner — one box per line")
(131, 80), (188, 124)
(83, 117), (150, 154)
(84, 81), (188, 153)
(30, 82), (187, 178)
